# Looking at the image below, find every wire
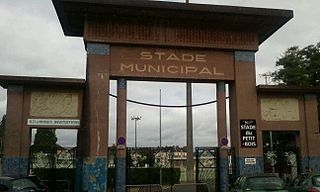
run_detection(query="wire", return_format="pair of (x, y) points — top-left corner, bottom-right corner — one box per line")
(109, 93), (229, 108)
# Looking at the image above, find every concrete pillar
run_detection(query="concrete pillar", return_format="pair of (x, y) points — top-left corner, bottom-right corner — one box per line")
(229, 51), (263, 177)
(217, 82), (228, 192)
(2, 85), (29, 176)
(116, 79), (127, 192)
(80, 43), (110, 191)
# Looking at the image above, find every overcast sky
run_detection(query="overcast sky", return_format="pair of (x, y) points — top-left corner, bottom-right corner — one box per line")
(0, 0), (319, 148)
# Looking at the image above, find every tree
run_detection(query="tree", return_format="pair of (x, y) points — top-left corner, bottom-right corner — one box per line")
(267, 42), (320, 123)
(32, 129), (57, 153)
(269, 42), (320, 86)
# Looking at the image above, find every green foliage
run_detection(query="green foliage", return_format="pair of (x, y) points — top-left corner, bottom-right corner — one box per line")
(267, 42), (320, 121)
(32, 129), (58, 153)
(270, 42), (320, 86)
(33, 129), (57, 147)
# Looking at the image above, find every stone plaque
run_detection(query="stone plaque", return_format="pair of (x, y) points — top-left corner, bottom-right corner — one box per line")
(261, 98), (299, 121)
(30, 91), (79, 118)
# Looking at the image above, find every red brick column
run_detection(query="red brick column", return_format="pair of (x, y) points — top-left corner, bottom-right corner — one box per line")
(302, 94), (320, 171)
(217, 81), (229, 192)
(2, 85), (29, 176)
(116, 79), (127, 192)
(80, 42), (110, 191)
(229, 51), (263, 176)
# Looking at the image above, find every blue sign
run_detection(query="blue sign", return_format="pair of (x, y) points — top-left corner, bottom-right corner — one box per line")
(118, 137), (126, 145)
(221, 137), (228, 146)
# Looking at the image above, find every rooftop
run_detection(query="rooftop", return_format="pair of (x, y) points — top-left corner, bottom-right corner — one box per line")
(257, 85), (320, 94)
(0, 75), (85, 89)
(52, 0), (293, 44)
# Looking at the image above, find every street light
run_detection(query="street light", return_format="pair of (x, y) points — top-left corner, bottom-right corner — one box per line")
(131, 116), (141, 149)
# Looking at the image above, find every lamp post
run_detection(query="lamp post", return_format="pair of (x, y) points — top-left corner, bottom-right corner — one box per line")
(131, 116), (141, 149)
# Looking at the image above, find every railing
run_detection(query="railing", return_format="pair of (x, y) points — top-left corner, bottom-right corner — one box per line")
(43, 180), (71, 192)
(171, 183), (209, 192)
(126, 184), (162, 192)
(125, 183), (210, 192)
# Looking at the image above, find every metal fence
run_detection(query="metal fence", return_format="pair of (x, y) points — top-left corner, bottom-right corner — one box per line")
(29, 145), (76, 192)
(126, 184), (162, 192)
(126, 147), (176, 186)
(170, 183), (209, 192)
(108, 146), (234, 192)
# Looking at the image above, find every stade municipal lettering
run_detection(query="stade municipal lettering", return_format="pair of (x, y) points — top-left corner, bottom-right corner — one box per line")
(120, 63), (225, 76)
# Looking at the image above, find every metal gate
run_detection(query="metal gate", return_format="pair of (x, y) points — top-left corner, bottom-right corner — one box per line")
(264, 147), (301, 182)
(195, 147), (235, 192)
(107, 146), (169, 192)
(195, 147), (219, 192)
(108, 146), (235, 192)
(29, 134), (76, 192)
(263, 131), (301, 182)
(126, 147), (176, 185)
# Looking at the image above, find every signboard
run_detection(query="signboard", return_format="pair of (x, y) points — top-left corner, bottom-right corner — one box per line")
(240, 119), (257, 148)
(245, 158), (257, 165)
(221, 137), (229, 146)
(117, 137), (126, 145)
(110, 46), (234, 81)
(117, 137), (126, 150)
(27, 119), (80, 126)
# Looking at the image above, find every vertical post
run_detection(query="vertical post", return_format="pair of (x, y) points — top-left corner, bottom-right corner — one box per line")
(217, 82), (229, 192)
(186, 82), (194, 182)
(186, 6), (191, 183)
(135, 120), (137, 149)
(269, 131), (275, 173)
(160, 89), (162, 185)
(116, 78), (127, 192)
(160, 89), (162, 149)
(195, 148), (199, 182)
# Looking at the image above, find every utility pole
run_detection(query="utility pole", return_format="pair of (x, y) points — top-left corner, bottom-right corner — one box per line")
(159, 89), (162, 185)
(185, 0), (194, 183)
(260, 72), (272, 85)
(160, 89), (162, 150)
(186, 82), (194, 182)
